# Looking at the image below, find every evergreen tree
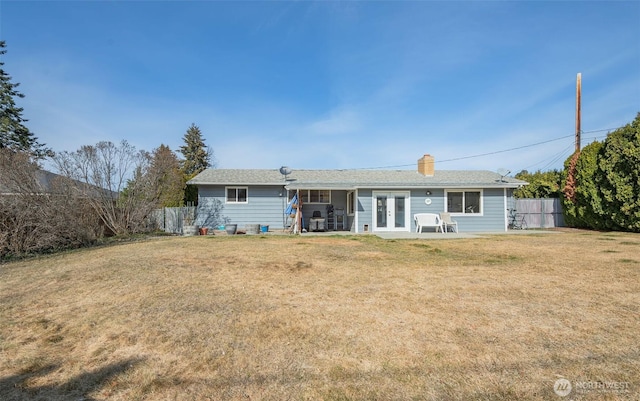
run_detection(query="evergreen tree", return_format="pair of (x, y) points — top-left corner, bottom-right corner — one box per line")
(561, 113), (640, 232)
(596, 113), (640, 231)
(561, 142), (607, 229)
(149, 144), (185, 207)
(0, 41), (52, 159)
(179, 123), (212, 204)
(179, 123), (211, 176)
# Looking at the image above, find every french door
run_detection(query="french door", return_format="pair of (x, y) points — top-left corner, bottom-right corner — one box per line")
(373, 192), (410, 231)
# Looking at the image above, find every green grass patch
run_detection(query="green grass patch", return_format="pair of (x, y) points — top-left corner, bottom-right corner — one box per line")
(484, 254), (521, 265)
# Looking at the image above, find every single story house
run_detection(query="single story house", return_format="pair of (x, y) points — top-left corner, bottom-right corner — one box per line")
(188, 154), (527, 233)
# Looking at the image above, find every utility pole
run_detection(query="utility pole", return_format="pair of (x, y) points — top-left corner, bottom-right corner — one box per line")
(575, 73), (582, 152)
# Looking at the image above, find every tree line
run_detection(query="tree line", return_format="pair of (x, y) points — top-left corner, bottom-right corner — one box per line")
(561, 114), (640, 231)
(1, 41), (213, 258)
(513, 113), (639, 232)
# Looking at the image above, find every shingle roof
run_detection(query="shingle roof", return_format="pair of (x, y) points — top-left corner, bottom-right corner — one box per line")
(0, 169), (63, 194)
(0, 169), (119, 198)
(188, 168), (527, 189)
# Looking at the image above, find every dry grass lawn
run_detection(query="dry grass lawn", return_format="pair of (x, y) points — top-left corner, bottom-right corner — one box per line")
(1, 230), (639, 400)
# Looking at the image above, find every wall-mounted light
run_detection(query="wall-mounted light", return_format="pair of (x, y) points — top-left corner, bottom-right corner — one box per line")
(425, 190), (432, 196)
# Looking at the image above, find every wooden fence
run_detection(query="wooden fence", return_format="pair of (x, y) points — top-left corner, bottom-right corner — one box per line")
(151, 206), (196, 234)
(514, 198), (564, 228)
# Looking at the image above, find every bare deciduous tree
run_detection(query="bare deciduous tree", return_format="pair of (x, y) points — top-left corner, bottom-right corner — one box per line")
(54, 140), (159, 235)
(0, 149), (101, 258)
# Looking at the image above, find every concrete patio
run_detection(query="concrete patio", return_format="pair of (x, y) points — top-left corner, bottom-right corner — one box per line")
(293, 229), (559, 240)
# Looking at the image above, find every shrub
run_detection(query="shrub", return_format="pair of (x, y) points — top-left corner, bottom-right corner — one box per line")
(596, 114), (640, 231)
(562, 113), (640, 232)
(0, 150), (101, 259)
(562, 142), (606, 229)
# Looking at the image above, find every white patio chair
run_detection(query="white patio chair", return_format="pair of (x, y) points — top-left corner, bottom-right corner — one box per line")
(439, 212), (458, 233)
(414, 213), (444, 233)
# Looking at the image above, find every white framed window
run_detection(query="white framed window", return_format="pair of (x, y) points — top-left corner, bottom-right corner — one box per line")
(226, 187), (248, 203)
(446, 190), (482, 215)
(298, 190), (331, 204)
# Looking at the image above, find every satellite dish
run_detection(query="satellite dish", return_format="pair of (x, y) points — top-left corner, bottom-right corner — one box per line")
(497, 168), (511, 182)
(279, 166), (293, 182)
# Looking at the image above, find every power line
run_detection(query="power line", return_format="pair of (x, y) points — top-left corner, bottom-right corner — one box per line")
(582, 126), (623, 134)
(353, 125), (625, 171)
(582, 135), (605, 143)
(355, 135), (573, 170)
(539, 144), (574, 172)
(519, 144), (573, 172)
(506, 126), (626, 172)
(513, 127), (626, 173)
(516, 132), (587, 172)
(355, 134), (574, 170)
(436, 134), (574, 164)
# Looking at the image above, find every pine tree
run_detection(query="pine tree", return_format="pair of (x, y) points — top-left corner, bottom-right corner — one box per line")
(0, 41), (52, 159)
(179, 123), (211, 177)
(179, 123), (212, 204)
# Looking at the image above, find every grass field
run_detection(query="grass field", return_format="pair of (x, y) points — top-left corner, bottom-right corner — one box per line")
(1, 230), (639, 400)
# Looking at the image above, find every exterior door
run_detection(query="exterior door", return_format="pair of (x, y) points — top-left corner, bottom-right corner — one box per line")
(373, 192), (410, 231)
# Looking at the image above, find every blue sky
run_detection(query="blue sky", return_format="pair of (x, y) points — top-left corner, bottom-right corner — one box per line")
(2, 1), (639, 174)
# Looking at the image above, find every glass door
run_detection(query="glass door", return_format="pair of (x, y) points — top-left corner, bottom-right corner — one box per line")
(394, 195), (406, 228)
(373, 192), (410, 231)
(376, 195), (388, 229)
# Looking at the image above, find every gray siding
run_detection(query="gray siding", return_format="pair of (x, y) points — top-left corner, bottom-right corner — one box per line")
(198, 185), (511, 233)
(412, 188), (507, 232)
(197, 185), (287, 230)
(410, 188), (446, 217)
(458, 188), (507, 232)
(359, 188), (508, 232)
(357, 189), (372, 232)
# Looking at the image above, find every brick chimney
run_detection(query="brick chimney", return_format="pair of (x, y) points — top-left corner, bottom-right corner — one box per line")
(417, 154), (435, 176)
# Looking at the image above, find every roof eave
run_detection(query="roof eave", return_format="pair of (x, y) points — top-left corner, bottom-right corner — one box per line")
(188, 181), (285, 186)
(286, 183), (525, 189)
